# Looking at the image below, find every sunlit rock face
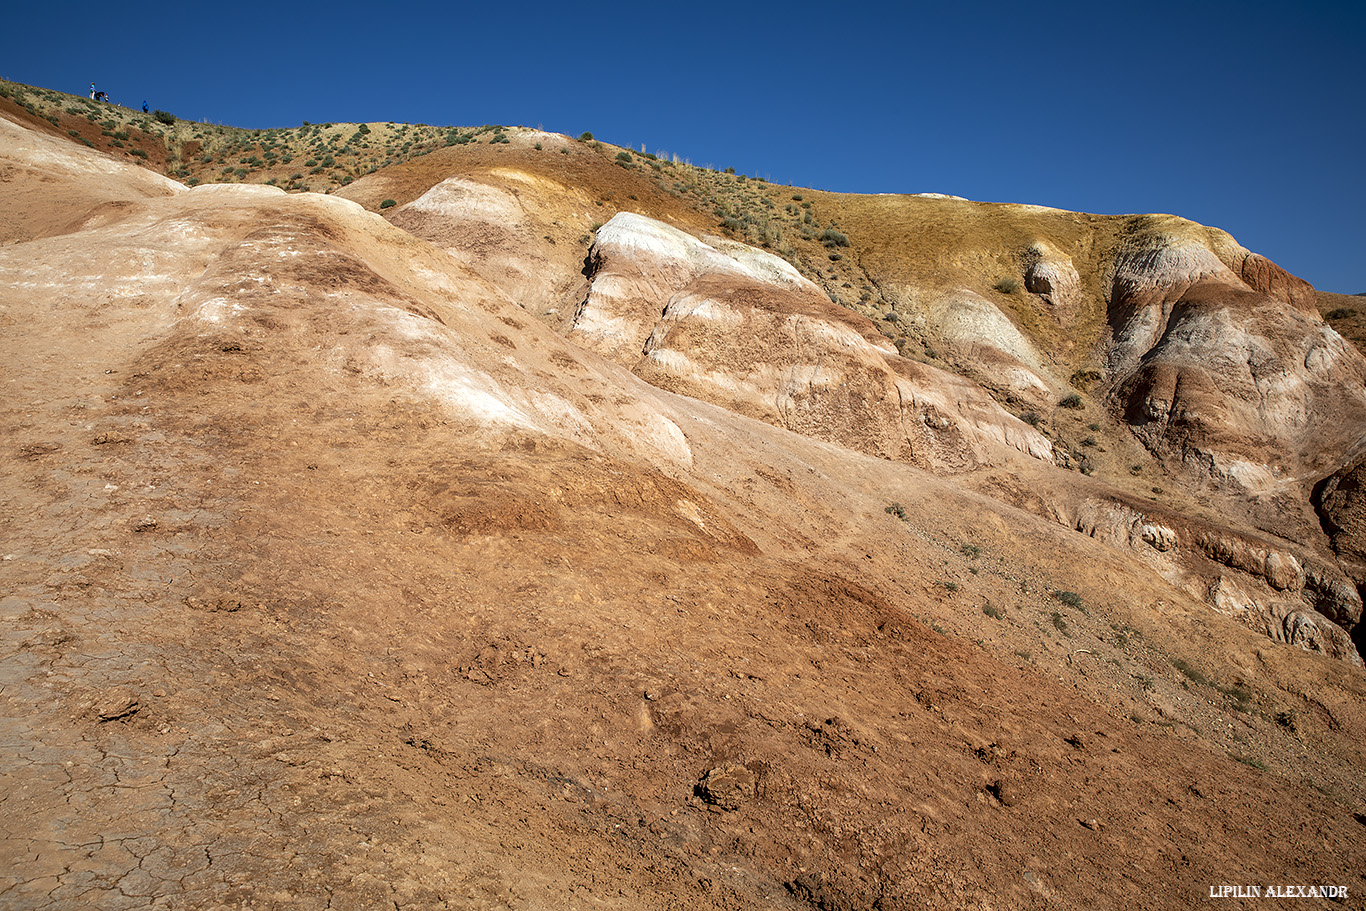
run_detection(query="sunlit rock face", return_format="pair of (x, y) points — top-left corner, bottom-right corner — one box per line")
(1022, 241), (1082, 309)
(569, 213), (1053, 470)
(1103, 226), (1366, 493)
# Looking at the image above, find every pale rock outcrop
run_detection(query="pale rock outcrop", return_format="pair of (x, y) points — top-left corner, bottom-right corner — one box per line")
(1021, 241), (1082, 309)
(1206, 579), (1357, 664)
(1064, 495), (1362, 665)
(572, 213), (821, 360)
(1281, 611), (1359, 665)
(925, 289), (1052, 403)
(1105, 236), (1236, 375)
(571, 213), (1053, 470)
(1196, 532), (1360, 663)
(1313, 451), (1366, 565)
(386, 171), (591, 317)
(1104, 224), (1366, 494)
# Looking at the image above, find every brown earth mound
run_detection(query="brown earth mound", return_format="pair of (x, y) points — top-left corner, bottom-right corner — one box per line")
(2, 99), (1365, 911)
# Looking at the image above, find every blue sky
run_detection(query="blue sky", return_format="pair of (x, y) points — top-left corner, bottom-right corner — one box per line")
(7, 1), (1363, 292)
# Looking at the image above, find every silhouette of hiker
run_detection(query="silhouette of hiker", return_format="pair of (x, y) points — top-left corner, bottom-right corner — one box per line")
(142, 101), (149, 113)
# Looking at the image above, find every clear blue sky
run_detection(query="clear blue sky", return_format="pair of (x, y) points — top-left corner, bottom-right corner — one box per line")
(6, 1), (1362, 292)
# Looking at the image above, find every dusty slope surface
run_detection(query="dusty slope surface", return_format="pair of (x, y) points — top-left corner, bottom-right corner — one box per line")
(3, 110), (1366, 911)
(0, 111), (181, 245)
(345, 151), (1366, 668)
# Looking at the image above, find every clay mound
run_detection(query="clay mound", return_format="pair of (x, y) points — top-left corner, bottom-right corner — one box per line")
(0, 110), (182, 245)
(1104, 224), (1366, 492)
(571, 212), (1053, 469)
(384, 167), (593, 322)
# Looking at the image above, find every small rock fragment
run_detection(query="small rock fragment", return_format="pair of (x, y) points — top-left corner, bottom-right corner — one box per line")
(697, 762), (757, 810)
(96, 693), (140, 722)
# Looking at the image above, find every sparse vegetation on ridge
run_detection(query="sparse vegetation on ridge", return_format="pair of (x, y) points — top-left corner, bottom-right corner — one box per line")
(0, 77), (513, 195)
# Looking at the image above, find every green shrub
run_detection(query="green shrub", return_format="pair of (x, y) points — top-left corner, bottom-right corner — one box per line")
(994, 277), (1021, 294)
(1327, 308), (1353, 319)
(1058, 394), (1084, 409)
(819, 228), (850, 248)
(578, 131), (593, 141)
(1223, 684), (1253, 712)
(152, 109), (175, 125)
(885, 502), (908, 521)
(982, 603), (1003, 620)
(380, 199), (396, 209)
(1055, 590), (1083, 609)
(128, 148), (148, 159)
(1172, 657), (1209, 686)
(616, 150), (633, 163)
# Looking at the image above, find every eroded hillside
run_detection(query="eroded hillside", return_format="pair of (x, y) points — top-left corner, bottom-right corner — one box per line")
(2, 84), (1365, 910)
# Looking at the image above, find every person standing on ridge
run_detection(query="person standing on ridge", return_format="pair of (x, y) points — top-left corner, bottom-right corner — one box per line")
(142, 101), (149, 113)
